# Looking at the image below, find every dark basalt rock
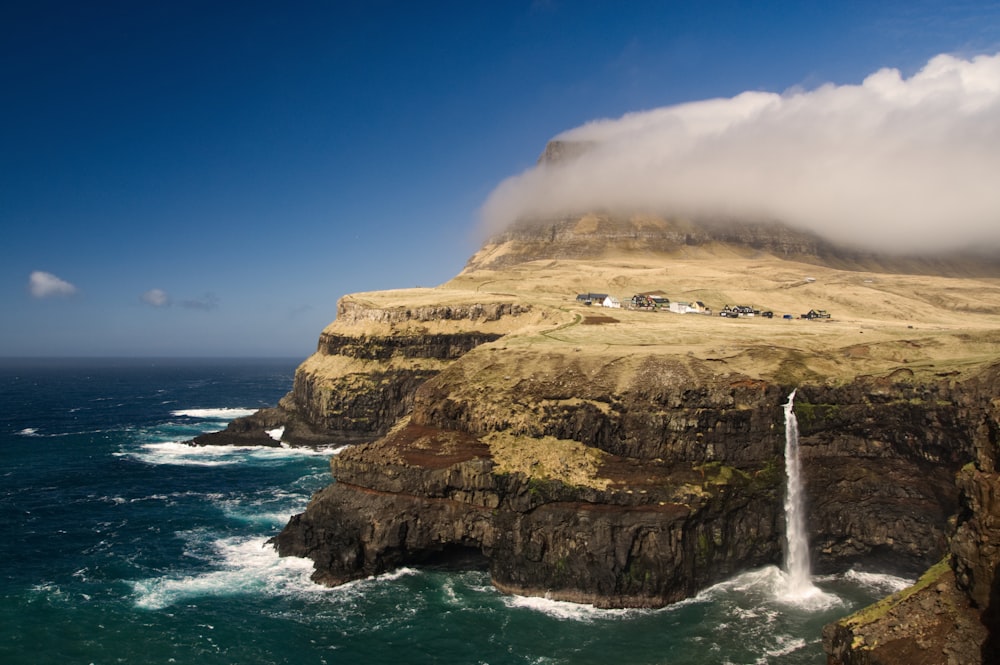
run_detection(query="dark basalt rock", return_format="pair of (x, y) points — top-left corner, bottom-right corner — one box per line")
(317, 331), (504, 360)
(190, 329), (508, 448)
(270, 422), (784, 608)
(270, 365), (988, 609)
(823, 364), (1000, 664)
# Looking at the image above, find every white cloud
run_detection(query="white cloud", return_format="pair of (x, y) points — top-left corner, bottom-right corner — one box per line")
(28, 271), (77, 298)
(141, 289), (171, 307)
(480, 51), (1000, 254)
(180, 293), (219, 311)
(139, 289), (218, 310)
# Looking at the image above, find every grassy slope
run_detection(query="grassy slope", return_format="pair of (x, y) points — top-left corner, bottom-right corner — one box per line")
(337, 245), (1000, 386)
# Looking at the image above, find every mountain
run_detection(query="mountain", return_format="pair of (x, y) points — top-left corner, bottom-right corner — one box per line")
(199, 206), (1000, 662)
(470, 213), (1000, 277)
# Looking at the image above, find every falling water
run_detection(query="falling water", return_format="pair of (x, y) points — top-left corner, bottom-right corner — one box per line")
(781, 389), (819, 600)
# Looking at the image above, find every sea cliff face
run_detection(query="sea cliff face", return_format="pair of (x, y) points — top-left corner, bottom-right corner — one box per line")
(823, 366), (1000, 664)
(269, 315), (983, 607)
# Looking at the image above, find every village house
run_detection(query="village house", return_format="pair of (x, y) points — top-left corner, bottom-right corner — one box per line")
(602, 295), (622, 309)
(575, 292), (608, 305)
(669, 301), (698, 314)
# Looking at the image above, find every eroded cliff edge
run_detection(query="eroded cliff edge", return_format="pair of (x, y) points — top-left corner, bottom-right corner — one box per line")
(823, 366), (1000, 664)
(271, 337), (988, 608)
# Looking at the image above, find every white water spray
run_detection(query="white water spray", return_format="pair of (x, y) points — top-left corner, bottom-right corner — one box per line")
(780, 390), (824, 602)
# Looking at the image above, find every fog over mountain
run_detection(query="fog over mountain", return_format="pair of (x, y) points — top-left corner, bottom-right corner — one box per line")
(480, 52), (1000, 255)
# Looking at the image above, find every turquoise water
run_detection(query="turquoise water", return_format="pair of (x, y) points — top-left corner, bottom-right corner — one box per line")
(0, 358), (908, 664)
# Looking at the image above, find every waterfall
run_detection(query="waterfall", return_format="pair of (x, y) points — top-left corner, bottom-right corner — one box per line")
(781, 389), (817, 599)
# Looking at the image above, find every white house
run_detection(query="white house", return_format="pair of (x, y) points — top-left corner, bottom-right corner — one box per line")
(669, 301), (697, 314)
(602, 296), (622, 309)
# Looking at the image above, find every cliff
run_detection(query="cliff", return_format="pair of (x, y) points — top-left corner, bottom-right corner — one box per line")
(823, 365), (1000, 664)
(469, 213), (1000, 277)
(197, 212), (1000, 657)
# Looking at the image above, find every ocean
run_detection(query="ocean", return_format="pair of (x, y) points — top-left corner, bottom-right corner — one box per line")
(0, 357), (909, 665)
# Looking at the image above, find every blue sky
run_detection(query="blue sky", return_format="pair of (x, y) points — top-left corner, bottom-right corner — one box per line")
(2, 1), (998, 358)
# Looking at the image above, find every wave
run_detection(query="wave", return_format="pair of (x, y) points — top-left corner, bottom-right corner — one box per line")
(216, 488), (313, 527)
(131, 536), (325, 610)
(118, 441), (345, 467)
(170, 408), (259, 419)
(760, 635), (808, 662)
(502, 593), (642, 622)
(839, 568), (913, 594)
(15, 427), (77, 438)
(370, 566), (419, 582)
(118, 442), (247, 467)
(131, 536), (423, 611)
(98, 490), (226, 507)
(499, 565), (850, 623)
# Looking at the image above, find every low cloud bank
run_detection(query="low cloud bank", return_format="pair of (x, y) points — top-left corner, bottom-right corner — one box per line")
(480, 52), (1000, 254)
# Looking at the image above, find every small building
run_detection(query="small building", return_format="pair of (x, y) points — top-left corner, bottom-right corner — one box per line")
(575, 292), (608, 305)
(669, 301), (697, 314)
(630, 293), (667, 309)
(602, 296), (622, 309)
(630, 294), (654, 309)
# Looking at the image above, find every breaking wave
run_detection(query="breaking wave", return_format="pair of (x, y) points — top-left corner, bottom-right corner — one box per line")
(170, 408), (259, 419)
(118, 441), (346, 467)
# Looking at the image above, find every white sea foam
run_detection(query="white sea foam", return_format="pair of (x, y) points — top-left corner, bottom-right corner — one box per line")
(131, 536), (424, 611)
(266, 426), (285, 442)
(132, 538), (312, 610)
(216, 488), (309, 527)
(759, 635), (807, 661)
(442, 579), (460, 604)
(254, 443), (348, 458)
(841, 568), (913, 594)
(131, 536), (326, 610)
(121, 442), (247, 466)
(119, 440), (343, 467)
(698, 566), (844, 612)
(775, 574), (843, 611)
(103, 491), (225, 506)
(170, 408), (258, 419)
(368, 566), (420, 583)
(15, 427), (79, 438)
(502, 593), (638, 621)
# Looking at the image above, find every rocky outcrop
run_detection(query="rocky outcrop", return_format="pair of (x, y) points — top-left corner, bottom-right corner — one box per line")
(823, 559), (987, 665)
(794, 379), (974, 575)
(823, 366), (1000, 663)
(271, 419), (784, 608)
(466, 213), (1000, 276)
(272, 333), (985, 607)
(537, 139), (598, 165)
(191, 296), (532, 447)
(466, 215), (828, 270)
